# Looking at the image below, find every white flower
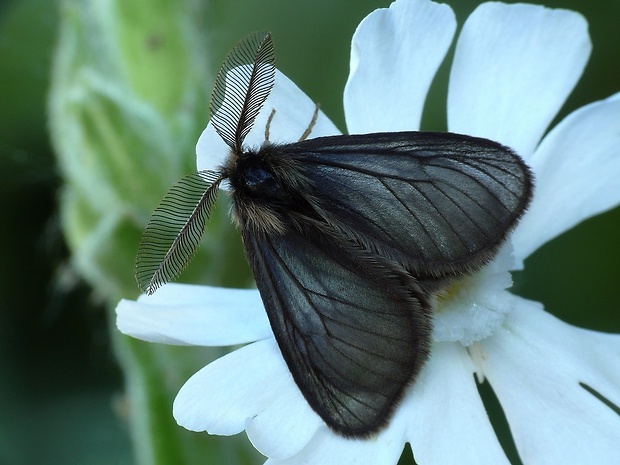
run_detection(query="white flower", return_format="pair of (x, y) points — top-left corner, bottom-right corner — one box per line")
(116, 0), (620, 463)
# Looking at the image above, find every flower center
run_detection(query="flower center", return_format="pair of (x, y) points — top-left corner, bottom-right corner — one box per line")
(431, 247), (517, 346)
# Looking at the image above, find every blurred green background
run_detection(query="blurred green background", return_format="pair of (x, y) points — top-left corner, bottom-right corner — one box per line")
(0, 0), (618, 464)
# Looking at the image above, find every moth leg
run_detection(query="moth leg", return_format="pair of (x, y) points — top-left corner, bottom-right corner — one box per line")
(264, 109), (277, 143)
(298, 102), (320, 142)
(265, 103), (319, 143)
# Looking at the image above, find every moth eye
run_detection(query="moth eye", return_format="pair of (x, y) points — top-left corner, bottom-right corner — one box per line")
(243, 164), (288, 200)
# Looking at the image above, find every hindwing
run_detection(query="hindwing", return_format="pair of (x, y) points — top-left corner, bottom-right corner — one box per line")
(241, 223), (431, 436)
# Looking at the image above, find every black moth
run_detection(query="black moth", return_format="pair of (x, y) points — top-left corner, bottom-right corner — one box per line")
(136, 32), (533, 437)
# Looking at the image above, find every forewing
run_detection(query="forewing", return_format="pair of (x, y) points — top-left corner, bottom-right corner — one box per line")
(241, 225), (431, 437)
(287, 131), (533, 281)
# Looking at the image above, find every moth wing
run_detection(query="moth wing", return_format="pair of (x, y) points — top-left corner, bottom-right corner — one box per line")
(289, 132), (533, 282)
(241, 225), (430, 436)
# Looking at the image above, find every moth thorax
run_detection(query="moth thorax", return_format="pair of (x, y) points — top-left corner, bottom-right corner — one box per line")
(229, 195), (288, 236)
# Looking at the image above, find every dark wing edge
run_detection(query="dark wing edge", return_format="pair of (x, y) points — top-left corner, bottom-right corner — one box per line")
(242, 224), (431, 437)
(287, 131), (533, 286)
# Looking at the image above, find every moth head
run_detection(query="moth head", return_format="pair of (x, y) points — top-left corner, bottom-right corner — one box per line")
(224, 146), (319, 236)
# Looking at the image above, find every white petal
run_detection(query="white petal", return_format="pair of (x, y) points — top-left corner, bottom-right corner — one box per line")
(448, 3), (590, 157)
(245, 389), (321, 460)
(473, 297), (620, 464)
(433, 250), (516, 345)
(343, 0), (456, 133)
(405, 343), (510, 465)
(174, 339), (293, 435)
(197, 70), (340, 173)
(265, 427), (404, 465)
(195, 119), (229, 172)
(511, 93), (620, 262)
(115, 284), (271, 346)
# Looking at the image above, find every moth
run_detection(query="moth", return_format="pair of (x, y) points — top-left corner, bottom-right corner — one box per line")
(135, 32), (533, 437)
